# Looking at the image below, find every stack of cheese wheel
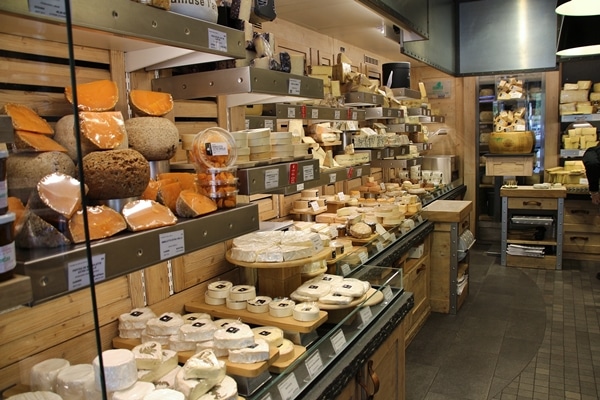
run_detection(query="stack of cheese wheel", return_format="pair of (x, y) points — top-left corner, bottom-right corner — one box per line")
(205, 280), (233, 305)
(118, 307), (157, 339)
(246, 128), (272, 161)
(291, 274), (371, 307)
(230, 129), (250, 163)
(142, 312), (185, 347)
(131, 341), (179, 384)
(270, 131), (294, 158)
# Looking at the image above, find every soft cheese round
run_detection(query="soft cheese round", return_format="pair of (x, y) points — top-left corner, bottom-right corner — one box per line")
(119, 327), (144, 339)
(30, 358), (70, 392)
(182, 313), (212, 324)
(293, 302), (321, 321)
(228, 338), (270, 364)
(277, 339), (296, 362)
(290, 290), (318, 302)
(112, 381), (155, 400)
(228, 285), (256, 301)
(143, 388), (185, 400)
(213, 322), (255, 349)
(269, 299), (295, 318)
(207, 281), (233, 299)
(141, 329), (170, 346)
(332, 278), (368, 297)
(196, 341), (229, 358)
(296, 282), (331, 298)
(225, 297), (247, 310)
(319, 292), (354, 305)
(132, 341), (163, 370)
(93, 349), (137, 392)
(251, 326), (284, 348)
(145, 312), (184, 336)
(168, 334), (198, 352)
(246, 296), (272, 313)
(205, 291), (226, 305)
(118, 307), (156, 330)
(56, 364), (96, 400)
(179, 318), (217, 342)
(197, 375), (238, 400)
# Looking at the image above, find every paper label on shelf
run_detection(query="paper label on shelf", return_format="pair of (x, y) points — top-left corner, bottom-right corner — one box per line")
(331, 330), (346, 354)
(341, 263), (351, 275)
(265, 119), (274, 130)
(68, 254), (106, 291)
(305, 351), (324, 379)
(338, 192), (346, 201)
(380, 182), (386, 190)
(381, 231), (391, 242)
(312, 108), (319, 119)
(303, 165), (315, 181)
(287, 107), (296, 119)
(375, 223), (387, 235)
(277, 373), (300, 400)
(358, 306), (373, 325)
(260, 394), (273, 400)
(265, 169), (280, 190)
(329, 173), (337, 184)
(383, 286), (393, 302)
(417, 215), (424, 223)
(352, 111), (358, 120)
(288, 79), (301, 95)
(389, 232), (397, 242)
(245, 119), (250, 130)
(297, 183), (305, 191)
(160, 230), (185, 259)
(359, 252), (368, 263)
(29, 0), (66, 18)
(208, 28), (228, 52)
(356, 168), (363, 177)
(310, 201), (320, 212)
(334, 110), (341, 120)
(375, 241), (384, 252)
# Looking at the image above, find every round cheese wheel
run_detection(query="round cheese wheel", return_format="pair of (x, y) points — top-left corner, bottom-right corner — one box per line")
(92, 349), (137, 392)
(277, 339), (296, 362)
(269, 299), (295, 318)
(246, 296), (272, 313)
(30, 358), (70, 391)
(228, 285), (256, 301)
(56, 364), (95, 400)
(293, 302), (320, 322)
(168, 334), (198, 352)
(213, 322), (255, 349)
(119, 307), (156, 330)
(119, 327), (144, 339)
(182, 312), (212, 324)
(125, 117), (180, 161)
(145, 313), (184, 336)
(179, 318), (217, 342)
(226, 297), (247, 310)
(296, 282), (331, 299)
(195, 341), (229, 358)
(251, 326), (284, 348)
(207, 281), (233, 298)
(205, 291), (226, 305)
(141, 329), (170, 346)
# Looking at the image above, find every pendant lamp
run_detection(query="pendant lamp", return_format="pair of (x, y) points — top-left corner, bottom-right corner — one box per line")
(556, 1), (600, 56)
(556, 0), (600, 16)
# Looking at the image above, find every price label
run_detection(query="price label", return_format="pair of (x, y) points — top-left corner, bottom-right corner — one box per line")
(330, 330), (347, 354)
(29, 0), (66, 17)
(329, 226), (338, 237)
(303, 165), (315, 181)
(310, 200), (320, 212)
(417, 215), (424, 223)
(387, 109), (392, 117)
(265, 169), (280, 190)
(277, 373), (300, 400)
(375, 241), (384, 252)
(206, 142), (228, 156)
(372, 95), (377, 103)
(375, 223), (387, 235)
(305, 351), (323, 379)
(297, 183), (305, 191)
(338, 192), (346, 201)
(341, 263), (351, 275)
(159, 230), (185, 259)
(381, 231), (391, 242)
(244, 119), (250, 130)
(352, 111), (358, 120)
(287, 107), (296, 118)
(356, 168), (363, 177)
(68, 254), (106, 291)
(389, 232), (397, 242)
(334, 110), (341, 120)
(288, 78), (301, 95)
(359, 252), (368, 263)
(329, 173), (337, 184)
(208, 28), (228, 52)
(265, 119), (274, 130)
(358, 306), (373, 325)
(312, 108), (319, 119)
(383, 286), (393, 302)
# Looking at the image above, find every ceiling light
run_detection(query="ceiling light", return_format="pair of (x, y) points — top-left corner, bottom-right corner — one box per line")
(556, 0), (600, 16)
(556, 14), (600, 56)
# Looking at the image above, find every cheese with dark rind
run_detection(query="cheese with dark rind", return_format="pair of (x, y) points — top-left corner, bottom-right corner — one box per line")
(68, 205), (127, 243)
(125, 117), (179, 161)
(54, 114), (106, 162)
(82, 149), (150, 200)
(79, 111), (127, 150)
(4, 103), (54, 135)
(122, 199), (177, 232)
(15, 209), (71, 248)
(156, 181), (182, 213)
(129, 89), (174, 117)
(175, 190), (217, 218)
(64, 79), (119, 112)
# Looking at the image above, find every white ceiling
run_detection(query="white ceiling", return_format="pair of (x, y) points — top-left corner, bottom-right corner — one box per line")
(274, 0), (428, 67)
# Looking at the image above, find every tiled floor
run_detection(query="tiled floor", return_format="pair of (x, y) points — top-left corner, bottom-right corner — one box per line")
(405, 243), (600, 400)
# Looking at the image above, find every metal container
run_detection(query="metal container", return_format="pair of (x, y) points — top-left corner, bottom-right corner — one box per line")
(421, 155), (457, 184)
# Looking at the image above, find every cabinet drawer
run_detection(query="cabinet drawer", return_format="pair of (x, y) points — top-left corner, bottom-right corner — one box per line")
(563, 230), (600, 254)
(507, 197), (557, 210)
(405, 259), (428, 316)
(564, 200), (600, 225)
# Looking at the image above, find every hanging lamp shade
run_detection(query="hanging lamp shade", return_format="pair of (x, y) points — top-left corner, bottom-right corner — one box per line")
(556, 0), (600, 16)
(556, 14), (600, 56)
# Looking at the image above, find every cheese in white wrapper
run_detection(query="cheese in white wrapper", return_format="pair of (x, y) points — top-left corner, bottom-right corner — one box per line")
(332, 278), (368, 297)
(92, 349), (137, 392)
(169, 334), (198, 352)
(269, 299), (295, 318)
(30, 358), (70, 391)
(213, 322), (255, 349)
(290, 290), (318, 302)
(145, 312), (184, 336)
(143, 388), (185, 400)
(228, 285), (256, 301)
(132, 341), (163, 370)
(138, 350), (178, 383)
(179, 319), (217, 342)
(228, 338), (270, 363)
(207, 281), (233, 299)
(6, 392), (63, 400)
(296, 282), (331, 298)
(196, 375), (238, 400)
(119, 307), (156, 330)
(319, 292), (354, 305)
(56, 364), (96, 400)
(196, 341), (229, 357)
(112, 381), (155, 400)
(182, 313), (213, 324)
(293, 302), (321, 321)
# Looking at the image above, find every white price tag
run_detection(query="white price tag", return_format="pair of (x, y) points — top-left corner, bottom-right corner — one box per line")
(305, 351), (323, 379)
(297, 183), (305, 191)
(287, 107), (296, 118)
(372, 95), (377, 103)
(329, 226), (338, 238)
(159, 230), (185, 259)
(383, 286), (393, 302)
(245, 119), (250, 130)
(311, 108), (319, 119)
(265, 119), (274, 130)
(208, 142), (228, 156)
(375, 223), (387, 235)
(277, 373), (300, 400)
(29, 0), (66, 17)
(341, 263), (351, 275)
(338, 192), (346, 201)
(329, 173), (337, 184)
(380, 182), (386, 190)
(387, 109), (392, 117)
(359, 252), (368, 263)
(303, 165), (315, 181)
(389, 232), (397, 242)
(352, 111), (358, 120)
(310, 200), (320, 212)
(417, 215), (424, 223)
(260, 394), (273, 400)
(382, 231), (391, 242)
(288, 78), (302, 95)
(265, 169), (280, 190)
(208, 28), (228, 52)
(334, 110), (341, 120)
(358, 306), (373, 325)
(331, 330), (347, 354)
(68, 254), (106, 291)
(376, 241), (384, 252)
(356, 168), (363, 176)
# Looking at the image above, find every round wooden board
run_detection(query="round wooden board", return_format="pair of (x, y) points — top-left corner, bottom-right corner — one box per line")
(317, 287), (382, 310)
(226, 247), (331, 269)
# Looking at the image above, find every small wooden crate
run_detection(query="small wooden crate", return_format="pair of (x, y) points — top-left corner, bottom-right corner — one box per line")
(485, 154), (534, 176)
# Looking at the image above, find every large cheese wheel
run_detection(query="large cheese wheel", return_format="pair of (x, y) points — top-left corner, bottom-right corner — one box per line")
(81, 149), (150, 200)
(7, 152), (76, 204)
(30, 358), (70, 391)
(55, 364), (96, 400)
(92, 349), (137, 392)
(125, 117), (179, 161)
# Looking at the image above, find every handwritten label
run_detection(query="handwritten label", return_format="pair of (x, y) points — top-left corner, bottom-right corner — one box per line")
(68, 254), (106, 291)
(265, 169), (280, 190)
(303, 165), (315, 181)
(287, 107), (296, 119)
(160, 230), (185, 259)
(277, 373), (300, 400)
(288, 79), (301, 95)
(305, 351), (323, 379)
(341, 263), (351, 275)
(208, 28), (228, 52)
(331, 330), (347, 354)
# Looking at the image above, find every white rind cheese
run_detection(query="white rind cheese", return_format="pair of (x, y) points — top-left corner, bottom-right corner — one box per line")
(56, 364), (96, 400)
(332, 279), (368, 297)
(6, 392), (63, 400)
(213, 322), (255, 349)
(176, 355), (226, 399)
(293, 302), (321, 321)
(228, 285), (256, 301)
(277, 339), (295, 362)
(226, 297), (248, 310)
(168, 334), (199, 352)
(119, 327), (144, 339)
(205, 291), (226, 305)
(132, 341), (163, 370)
(119, 307), (156, 330)
(246, 296), (272, 313)
(145, 313), (184, 336)
(228, 338), (270, 363)
(196, 375), (238, 400)
(112, 381), (155, 400)
(252, 326), (284, 348)
(269, 299), (295, 318)
(182, 313), (212, 324)
(141, 329), (170, 346)
(153, 364), (181, 389)
(30, 358), (70, 391)
(290, 290), (318, 302)
(92, 349), (137, 392)
(143, 388), (185, 400)
(138, 350), (178, 383)
(207, 281), (233, 298)
(196, 341), (229, 358)
(319, 292), (354, 305)
(296, 282), (331, 298)
(179, 319), (217, 342)
(182, 350), (226, 380)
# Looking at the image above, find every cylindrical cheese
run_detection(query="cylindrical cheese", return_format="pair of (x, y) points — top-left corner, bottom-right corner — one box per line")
(56, 364), (96, 400)
(205, 291), (226, 305)
(226, 297), (248, 310)
(269, 299), (295, 318)
(293, 302), (320, 322)
(207, 280), (233, 298)
(92, 349), (137, 392)
(30, 358), (70, 392)
(229, 285), (256, 301)
(247, 296), (272, 313)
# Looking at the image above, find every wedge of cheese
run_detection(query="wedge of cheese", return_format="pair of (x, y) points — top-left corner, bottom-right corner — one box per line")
(65, 79), (118, 112)
(122, 199), (177, 232)
(129, 89), (174, 117)
(79, 111), (127, 150)
(68, 205), (127, 243)
(13, 131), (68, 153)
(4, 103), (54, 135)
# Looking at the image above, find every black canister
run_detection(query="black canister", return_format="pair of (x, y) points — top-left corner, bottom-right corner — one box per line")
(382, 62), (411, 88)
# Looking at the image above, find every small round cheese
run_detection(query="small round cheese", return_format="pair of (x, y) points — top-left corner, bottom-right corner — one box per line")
(30, 358), (70, 391)
(277, 339), (296, 363)
(333, 278), (368, 297)
(213, 319), (238, 329)
(146, 313), (184, 336)
(56, 364), (96, 400)
(179, 318), (217, 342)
(112, 381), (155, 400)
(269, 299), (295, 318)
(119, 327), (144, 339)
(293, 302), (320, 322)
(228, 338), (270, 364)
(118, 307), (156, 330)
(196, 341), (229, 358)
(92, 349), (137, 392)
(213, 322), (255, 349)
(207, 281), (233, 299)
(228, 285), (256, 301)
(205, 291), (226, 305)
(246, 296), (272, 313)
(225, 297), (247, 310)
(143, 389), (185, 400)
(251, 326), (284, 348)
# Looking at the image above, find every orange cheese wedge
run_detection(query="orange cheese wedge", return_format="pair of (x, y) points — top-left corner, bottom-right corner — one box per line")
(4, 103), (54, 135)
(65, 79), (119, 112)
(157, 181), (182, 213)
(129, 89), (174, 117)
(176, 190), (217, 218)
(69, 205), (127, 243)
(122, 199), (177, 232)
(79, 111), (126, 150)
(36, 172), (84, 219)
(157, 172), (197, 191)
(14, 130), (68, 153)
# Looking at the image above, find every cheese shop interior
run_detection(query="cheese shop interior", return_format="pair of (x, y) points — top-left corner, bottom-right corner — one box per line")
(0, 0), (599, 399)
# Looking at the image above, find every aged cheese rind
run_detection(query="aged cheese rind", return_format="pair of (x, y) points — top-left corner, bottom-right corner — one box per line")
(126, 117), (180, 161)
(65, 79), (118, 112)
(15, 209), (71, 249)
(13, 130), (68, 153)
